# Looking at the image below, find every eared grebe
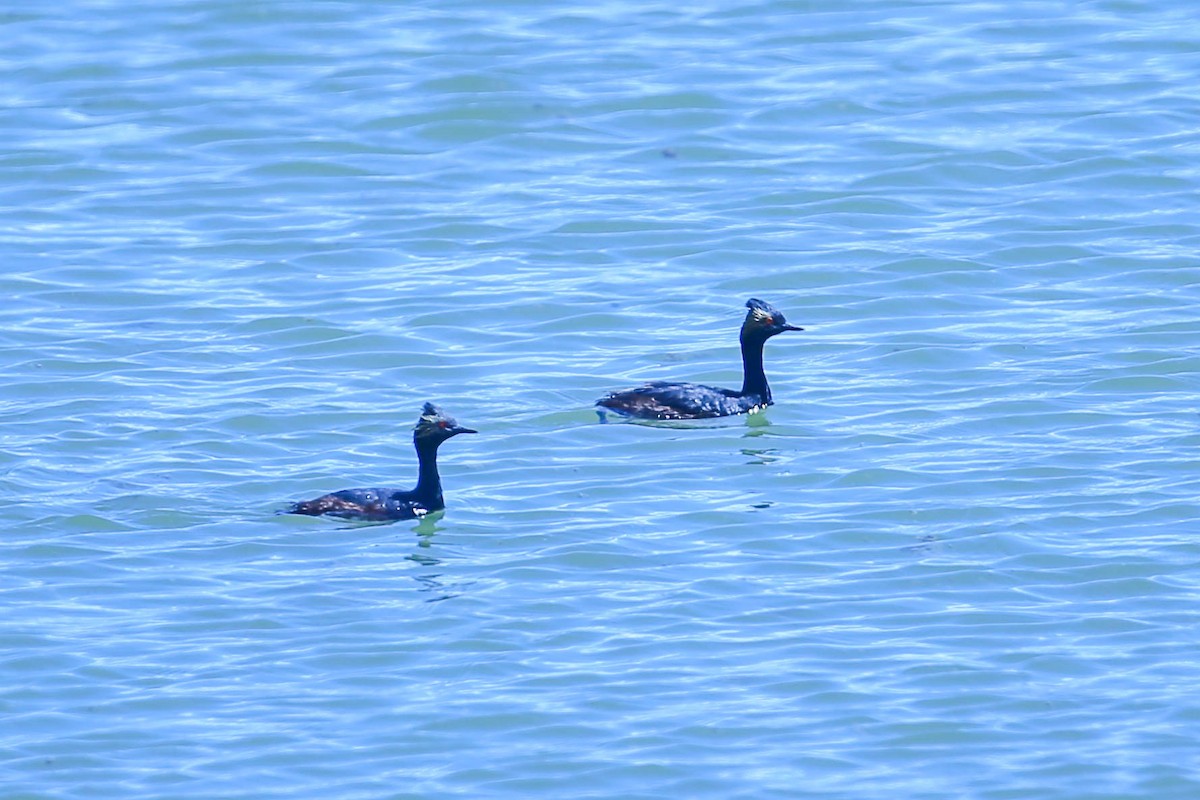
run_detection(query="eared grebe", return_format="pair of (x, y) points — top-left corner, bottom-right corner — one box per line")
(285, 403), (475, 521)
(596, 298), (803, 420)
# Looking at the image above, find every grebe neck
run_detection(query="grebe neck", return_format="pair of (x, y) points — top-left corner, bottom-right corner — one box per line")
(413, 438), (443, 504)
(739, 332), (771, 401)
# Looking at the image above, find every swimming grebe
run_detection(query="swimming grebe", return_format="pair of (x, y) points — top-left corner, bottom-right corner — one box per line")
(285, 403), (476, 521)
(596, 298), (803, 420)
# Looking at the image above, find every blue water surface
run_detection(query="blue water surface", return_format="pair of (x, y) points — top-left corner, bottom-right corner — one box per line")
(3, 1), (1200, 798)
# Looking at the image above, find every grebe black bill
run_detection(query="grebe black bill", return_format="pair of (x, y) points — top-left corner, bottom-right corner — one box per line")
(596, 298), (803, 421)
(284, 402), (476, 521)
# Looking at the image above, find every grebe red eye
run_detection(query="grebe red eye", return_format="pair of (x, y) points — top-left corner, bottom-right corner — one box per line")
(438, 420), (448, 429)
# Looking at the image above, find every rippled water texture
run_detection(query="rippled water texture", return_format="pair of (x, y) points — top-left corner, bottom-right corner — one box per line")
(3, 1), (1200, 797)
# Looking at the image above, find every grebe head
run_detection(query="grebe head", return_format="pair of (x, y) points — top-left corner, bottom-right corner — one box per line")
(414, 402), (477, 442)
(741, 298), (803, 339)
